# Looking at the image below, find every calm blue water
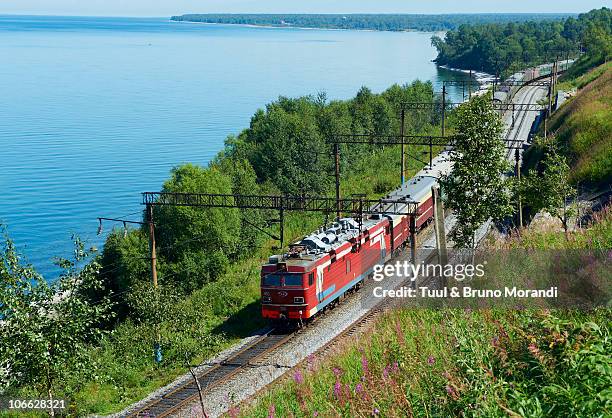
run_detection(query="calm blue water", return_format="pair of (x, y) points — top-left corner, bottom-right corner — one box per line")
(0, 16), (470, 278)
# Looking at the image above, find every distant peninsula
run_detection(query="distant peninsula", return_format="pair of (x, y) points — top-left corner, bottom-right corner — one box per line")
(170, 13), (575, 32)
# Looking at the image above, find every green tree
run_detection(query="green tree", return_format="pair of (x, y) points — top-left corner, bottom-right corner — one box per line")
(155, 164), (242, 292)
(98, 228), (149, 318)
(583, 23), (612, 62)
(432, 8), (612, 76)
(244, 96), (332, 195)
(440, 94), (513, 251)
(211, 155), (266, 255)
(523, 143), (577, 236)
(0, 234), (113, 414)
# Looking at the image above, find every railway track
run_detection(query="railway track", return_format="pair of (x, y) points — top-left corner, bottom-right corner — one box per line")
(125, 330), (293, 417)
(124, 84), (544, 418)
(124, 243), (438, 417)
(504, 85), (544, 160)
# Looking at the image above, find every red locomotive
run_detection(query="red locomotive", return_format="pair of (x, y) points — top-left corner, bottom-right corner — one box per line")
(261, 155), (451, 322)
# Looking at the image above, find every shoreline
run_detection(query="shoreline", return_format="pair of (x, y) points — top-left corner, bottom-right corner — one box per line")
(169, 19), (444, 35)
(438, 64), (496, 83)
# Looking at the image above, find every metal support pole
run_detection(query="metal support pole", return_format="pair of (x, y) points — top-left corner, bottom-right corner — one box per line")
(512, 105), (515, 127)
(492, 78), (496, 100)
(334, 143), (341, 220)
(147, 204), (158, 288)
(409, 216), (417, 288)
(147, 204), (161, 364)
(279, 207), (285, 249)
(429, 139), (433, 168)
(468, 70), (473, 98)
(515, 149), (523, 229)
(441, 85), (446, 137)
(548, 70), (553, 118)
(400, 109), (406, 184)
(553, 55), (559, 90)
(432, 186), (448, 266)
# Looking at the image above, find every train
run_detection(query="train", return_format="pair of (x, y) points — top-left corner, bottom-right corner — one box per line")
(260, 151), (453, 323)
(493, 60), (574, 106)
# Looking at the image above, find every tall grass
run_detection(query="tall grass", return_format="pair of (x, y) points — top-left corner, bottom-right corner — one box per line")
(549, 63), (612, 187)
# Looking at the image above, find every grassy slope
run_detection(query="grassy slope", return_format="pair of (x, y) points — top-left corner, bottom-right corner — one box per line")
(240, 209), (612, 418)
(550, 62), (611, 186)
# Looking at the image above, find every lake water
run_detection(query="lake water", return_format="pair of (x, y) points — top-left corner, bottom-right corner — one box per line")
(0, 16), (471, 278)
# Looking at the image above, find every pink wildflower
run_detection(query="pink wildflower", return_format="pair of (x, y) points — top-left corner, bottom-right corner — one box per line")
(294, 370), (304, 385)
(307, 354), (316, 371)
(333, 381), (342, 400)
(491, 335), (500, 348)
(361, 355), (369, 373)
(446, 385), (459, 400)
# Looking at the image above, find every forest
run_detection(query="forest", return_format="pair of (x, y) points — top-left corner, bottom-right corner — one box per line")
(432, 7), (612, 77)
(171, 13), (573, 32)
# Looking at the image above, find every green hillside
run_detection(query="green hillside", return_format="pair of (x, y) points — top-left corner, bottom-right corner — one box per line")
(552, 63), (612, 186)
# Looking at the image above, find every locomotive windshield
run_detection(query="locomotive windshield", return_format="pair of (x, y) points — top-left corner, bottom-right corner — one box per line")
(283, 274), (303, 286)
(262, 274), (282, 286)
(262, 273), (303, 287)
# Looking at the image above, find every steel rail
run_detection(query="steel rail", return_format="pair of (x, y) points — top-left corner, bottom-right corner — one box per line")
(124, 330), (294, 417)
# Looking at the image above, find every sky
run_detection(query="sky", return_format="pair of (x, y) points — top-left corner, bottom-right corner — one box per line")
(0, 0), (607, 17)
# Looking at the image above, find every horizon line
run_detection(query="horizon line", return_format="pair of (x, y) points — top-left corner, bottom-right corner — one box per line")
(0, 11), (581, 19)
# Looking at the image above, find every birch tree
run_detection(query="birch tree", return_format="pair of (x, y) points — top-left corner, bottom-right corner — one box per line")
(0, 233), (113, 415)
(440, 94), (513, 252)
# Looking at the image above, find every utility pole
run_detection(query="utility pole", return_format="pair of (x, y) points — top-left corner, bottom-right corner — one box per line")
(409, 215), (417, 289)
(334, 143), (341, 219)
(515, 149), (523, 229)
(97, 210), (160, 363)
(97, 214), (157, 283)
(544, 62), (554, 140)
(147, 204), (158, 288)
(468, 70), (473, 98)
(146, 204), (162, 364)
(432, 186), (448, 266)
(441, 84), (446, 138)
(279, 206), (285, 248)
(400, 109), (406, 184)
(548, 64), (554, 114)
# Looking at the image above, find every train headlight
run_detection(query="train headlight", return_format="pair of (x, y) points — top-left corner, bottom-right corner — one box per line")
(294, 297), (305, 304)
(263, 295), (271, 303)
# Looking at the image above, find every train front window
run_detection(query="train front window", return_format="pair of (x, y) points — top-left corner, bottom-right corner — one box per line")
(263, 274), (282, 287)
(283, 274), (303, 287)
